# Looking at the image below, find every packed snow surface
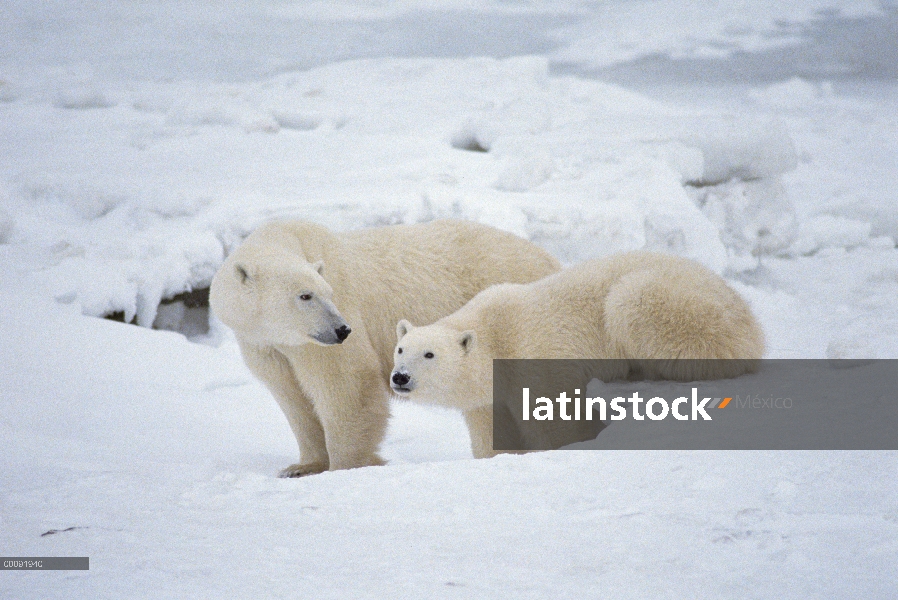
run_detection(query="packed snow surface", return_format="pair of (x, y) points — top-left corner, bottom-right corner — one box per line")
(1, 1), (897, 598)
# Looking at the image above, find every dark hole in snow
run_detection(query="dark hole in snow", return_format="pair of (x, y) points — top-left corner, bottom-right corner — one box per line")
(685, 176), (759, 189)
(104, 311), (137, 325)
(41, 526), (86, 537)
(450, 133), (490, 153)
(169, 287), (209, 309)
(273, 113), (321, 131)
(104, 287), (211, 340)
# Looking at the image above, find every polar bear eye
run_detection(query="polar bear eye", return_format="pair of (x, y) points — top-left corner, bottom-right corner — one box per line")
(299, 294), (313, 301)
(424, 352), (434, 359)
(397, 348), (403, 354)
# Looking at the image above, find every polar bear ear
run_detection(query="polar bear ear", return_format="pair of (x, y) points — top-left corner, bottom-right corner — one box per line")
(396, 319), (414, 341)
(312, 260), (324, 276)
(235, 264), (251, 284)
(460, 330), (476, 354)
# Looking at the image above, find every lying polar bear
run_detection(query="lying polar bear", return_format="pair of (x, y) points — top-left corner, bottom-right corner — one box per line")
(391, 251), (764, 458)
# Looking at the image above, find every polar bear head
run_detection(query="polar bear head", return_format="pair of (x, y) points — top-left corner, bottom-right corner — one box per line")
(210, 248), (351, 347)
(390, 319), (489, 410)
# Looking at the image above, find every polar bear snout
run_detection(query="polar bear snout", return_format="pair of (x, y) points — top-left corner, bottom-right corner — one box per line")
(390, 370), (413, 393)
(311, 321), (352, 345)
(335, 324), (351, 342)
(304, 294), (353, 346)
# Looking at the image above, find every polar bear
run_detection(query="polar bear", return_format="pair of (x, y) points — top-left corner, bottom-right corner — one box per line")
(390, 251), (765, 458)
(208, 219), (560, 476)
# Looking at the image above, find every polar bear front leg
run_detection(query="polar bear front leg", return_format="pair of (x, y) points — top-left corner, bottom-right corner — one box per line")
(238, 341), (330, 477)
(463, 405), (499, 459)
(310, 367), (390, 471)
(291, 337), (390, 471)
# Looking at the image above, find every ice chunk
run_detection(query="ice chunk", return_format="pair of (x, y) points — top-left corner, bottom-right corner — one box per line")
(493, 154), (554, 192)
(690, 178), (798, 260)
(791, 215), (872, 255)
(683, 117), (798, 185)
(750, 78), (834, 109)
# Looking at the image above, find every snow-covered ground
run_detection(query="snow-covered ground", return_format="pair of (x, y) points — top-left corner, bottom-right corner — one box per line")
(1, 1), (896, 597)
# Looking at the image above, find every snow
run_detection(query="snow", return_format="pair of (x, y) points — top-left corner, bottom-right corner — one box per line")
(1, 1), (897, 597)
(550, 0), (886, 66)
(1, 55), (809, 309)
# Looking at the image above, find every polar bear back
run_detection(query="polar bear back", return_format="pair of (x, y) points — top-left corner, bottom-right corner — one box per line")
(440, 251), (765, 364)
(392, 251), (765, 457)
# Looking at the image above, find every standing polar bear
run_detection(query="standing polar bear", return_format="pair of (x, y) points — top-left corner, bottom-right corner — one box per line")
(209, 219), (560, 476)
(390, 251), (765, 458)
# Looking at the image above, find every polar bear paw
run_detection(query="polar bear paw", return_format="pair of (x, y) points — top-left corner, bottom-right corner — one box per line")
(278, 462), (329, 478)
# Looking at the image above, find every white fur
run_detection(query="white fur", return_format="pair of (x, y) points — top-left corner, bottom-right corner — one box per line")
(392, 251), (765, 458)
(209, 219), (560, 476)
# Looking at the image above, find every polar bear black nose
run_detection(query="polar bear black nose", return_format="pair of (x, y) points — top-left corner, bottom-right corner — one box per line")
(335, 325), (351, 342)
(391, 371), (410, 386)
